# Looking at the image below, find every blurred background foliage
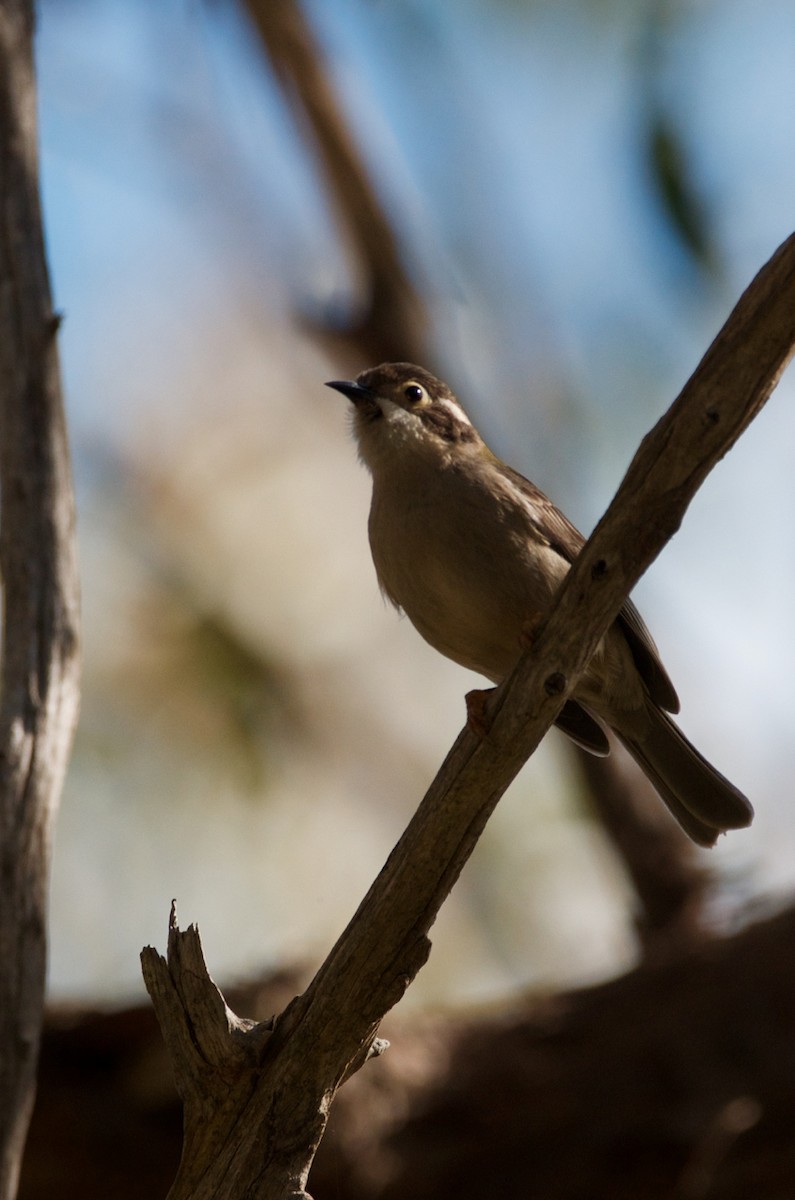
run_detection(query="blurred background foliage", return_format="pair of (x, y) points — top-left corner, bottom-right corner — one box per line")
(37, 0), (795, 1010)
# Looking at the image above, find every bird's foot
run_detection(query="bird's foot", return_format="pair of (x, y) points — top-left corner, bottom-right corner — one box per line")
(466, 687), (495, 737)
(519, 612), (543, 651)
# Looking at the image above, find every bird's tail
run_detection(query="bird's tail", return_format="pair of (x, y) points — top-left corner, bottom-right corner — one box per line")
(617, 702), (754, 847)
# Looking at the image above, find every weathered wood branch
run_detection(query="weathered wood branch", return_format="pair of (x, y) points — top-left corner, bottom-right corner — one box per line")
(0, 3), (81, 1198)
(143, 234), (795, 1199)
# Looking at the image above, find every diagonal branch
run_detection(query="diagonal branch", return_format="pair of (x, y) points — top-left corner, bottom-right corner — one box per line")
(0, 4), (81, 1197)
(144, 233), (795, 1200)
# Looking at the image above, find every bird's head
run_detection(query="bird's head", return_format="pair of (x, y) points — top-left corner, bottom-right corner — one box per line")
(326, 362), (483, 474)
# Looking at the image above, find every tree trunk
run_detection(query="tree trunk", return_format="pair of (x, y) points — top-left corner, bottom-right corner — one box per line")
(0, 4), (81, 1197)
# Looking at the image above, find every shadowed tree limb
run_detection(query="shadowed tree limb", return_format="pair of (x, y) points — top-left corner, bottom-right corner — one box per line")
(143, 234), (795, 1199)
(0, 3), (81, 1197)
(576, 743), (709, 954)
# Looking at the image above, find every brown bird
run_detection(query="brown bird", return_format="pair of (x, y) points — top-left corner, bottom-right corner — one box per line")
(327, 361), (753, 847)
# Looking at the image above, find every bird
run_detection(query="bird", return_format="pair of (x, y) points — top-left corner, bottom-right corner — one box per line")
(326, 362), (753, 847)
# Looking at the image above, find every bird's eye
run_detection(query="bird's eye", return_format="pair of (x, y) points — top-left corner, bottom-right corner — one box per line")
(404, 383), (427, 406)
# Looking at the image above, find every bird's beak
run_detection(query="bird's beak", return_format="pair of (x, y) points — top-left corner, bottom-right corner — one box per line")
(325, 379), (374, 406)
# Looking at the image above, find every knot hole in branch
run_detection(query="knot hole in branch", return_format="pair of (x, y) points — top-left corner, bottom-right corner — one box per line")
(544, 672), (567, 697)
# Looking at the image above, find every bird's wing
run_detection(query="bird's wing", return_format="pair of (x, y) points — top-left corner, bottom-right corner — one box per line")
(499, 464), (680, 714)
(555, 700), (610, 755)
(615, 599), (680, 713)
(498, 464), (586, 560)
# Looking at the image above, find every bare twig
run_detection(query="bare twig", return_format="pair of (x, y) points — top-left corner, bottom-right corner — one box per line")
(144, 235), (795, 1198)
(246, 0), (427, 362)
(0, 4), (81, 1197)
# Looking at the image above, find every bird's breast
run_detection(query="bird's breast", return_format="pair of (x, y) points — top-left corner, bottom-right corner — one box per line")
(367, 473), (569, 682)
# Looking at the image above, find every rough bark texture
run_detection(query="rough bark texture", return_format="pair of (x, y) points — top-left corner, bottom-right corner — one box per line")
(142, 236), (795, 1198)
(0, 4), (81, 1198)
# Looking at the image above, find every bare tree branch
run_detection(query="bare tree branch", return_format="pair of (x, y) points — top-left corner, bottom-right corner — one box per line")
(0, 4), (81, 1197)
(143, 234), (795, 1199)
(246, 0), (427, 363)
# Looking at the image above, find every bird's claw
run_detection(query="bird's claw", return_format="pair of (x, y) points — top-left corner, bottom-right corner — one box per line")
(466, 687), (495, 737)
(519, 613), (543, 651)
